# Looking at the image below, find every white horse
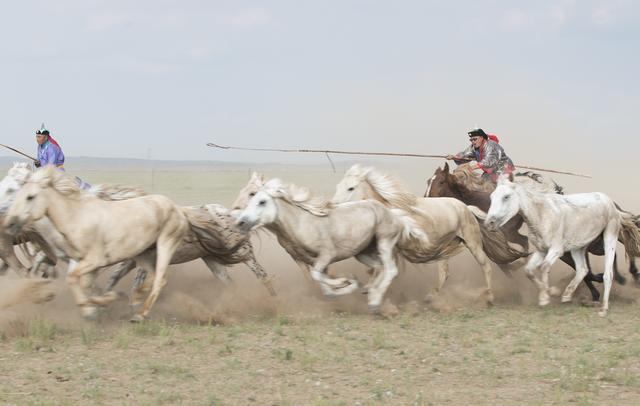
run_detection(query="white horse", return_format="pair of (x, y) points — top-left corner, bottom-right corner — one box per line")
(3, 165), (188, 321)
(235, 178), (405, 310)
(0, 162), (59, 277)
(484, 173), (640, 316)
(332, 165), (526, 304)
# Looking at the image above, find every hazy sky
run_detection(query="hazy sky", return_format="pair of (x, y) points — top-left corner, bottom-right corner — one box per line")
(1, 0), (639, 171)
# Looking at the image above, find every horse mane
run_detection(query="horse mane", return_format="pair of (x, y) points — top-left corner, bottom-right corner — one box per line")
(451, 164), (564, 195)
(513, 172), (564, 195)
(450, 164), (494, 193)
(88, 184), (147, 201)
(345, 164), (417, 211)
(32, 166), (83, 198)
(264, 178), (333, 216)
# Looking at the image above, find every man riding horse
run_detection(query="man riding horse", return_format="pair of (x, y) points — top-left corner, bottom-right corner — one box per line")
(34, 123), (91, 189)
(446, 128), (515, 183)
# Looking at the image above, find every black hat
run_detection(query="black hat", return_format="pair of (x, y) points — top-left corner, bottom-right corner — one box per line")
(36, 122), (50, 136)
(468, 128), (488, 139)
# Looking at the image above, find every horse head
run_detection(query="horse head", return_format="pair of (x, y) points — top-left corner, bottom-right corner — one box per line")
(230, 172), (266, 215)
(0, 162), (33, 214)
(485, 173), (520, 231)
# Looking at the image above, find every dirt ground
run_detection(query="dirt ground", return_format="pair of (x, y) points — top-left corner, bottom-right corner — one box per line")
(1, 165), (639, 405)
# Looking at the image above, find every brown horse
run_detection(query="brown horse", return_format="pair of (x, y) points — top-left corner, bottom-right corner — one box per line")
(425, 163), (636, 302)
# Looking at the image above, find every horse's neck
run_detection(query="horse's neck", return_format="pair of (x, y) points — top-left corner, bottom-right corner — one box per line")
(267, 199), (321, 257)
(452, 180), (492, 211)
(42, 189), (92, 241)
(515, 187), (551, 239)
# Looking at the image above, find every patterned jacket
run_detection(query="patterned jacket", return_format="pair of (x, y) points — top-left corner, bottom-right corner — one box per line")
(454, 139), (515, 181)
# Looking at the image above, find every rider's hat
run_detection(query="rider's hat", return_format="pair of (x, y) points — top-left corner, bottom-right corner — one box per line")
(468, 127), (488, 139)
(35, 122), (49, 136)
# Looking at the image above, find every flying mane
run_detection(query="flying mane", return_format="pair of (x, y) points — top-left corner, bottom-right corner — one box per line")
(264, 178), (333, 216)
(345, 165), (417, 211)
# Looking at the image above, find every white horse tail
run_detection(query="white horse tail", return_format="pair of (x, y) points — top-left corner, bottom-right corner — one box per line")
(619, 210), (640, 258)
(467, 206), (527, 265)
(390, 208), (428, 243)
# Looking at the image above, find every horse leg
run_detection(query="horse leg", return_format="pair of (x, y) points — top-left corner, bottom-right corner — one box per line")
(366, 234), (400, 312)
(311, 254), (359, 297)
(104, 259), (137, 292)
(202, 256), (233, 286)
(538, 248), (562, 306)
(612, 253), (626, 285)
(460, 223), (495, 305)
(0, 247), (29, 277)
(355, 253), (382, 293)
(132, 234), (182, 322)
(599, 222), (619, 317)
(561, 252), (600, 302)
(561, 248), (589, 303)
(65, 259), (102, 320)
(130, 267), (151, 306)
(523, 252), (546, 305)
(630, 258), (640, 285)
(424, 261), (449, 302)
(243, 251), (276, 296)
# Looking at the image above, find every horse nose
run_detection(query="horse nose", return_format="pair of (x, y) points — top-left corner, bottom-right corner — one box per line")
(235, 217), (249, 233)
(6, 217), (20, 236)
(485, 218), (497, 230)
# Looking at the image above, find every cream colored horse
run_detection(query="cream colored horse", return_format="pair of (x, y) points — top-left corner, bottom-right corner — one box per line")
(332, 165), (526, 304)
(235, 178), (405, 310)
(3, 166), (188, 321)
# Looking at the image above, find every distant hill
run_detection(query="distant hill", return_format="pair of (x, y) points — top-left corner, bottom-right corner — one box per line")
(0, 155), (394, 172)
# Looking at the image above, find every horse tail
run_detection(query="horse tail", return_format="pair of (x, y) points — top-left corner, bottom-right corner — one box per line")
(390, 208), (428, 244)
(467, 206), (528, 265)
(618, 210), (640, 258)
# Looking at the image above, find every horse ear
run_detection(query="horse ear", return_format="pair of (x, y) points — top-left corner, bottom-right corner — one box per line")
(443, 162), (450, 173)
(508, 172), (514, 182)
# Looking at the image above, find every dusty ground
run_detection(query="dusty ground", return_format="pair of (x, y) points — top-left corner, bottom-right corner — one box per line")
(1, 165), (639, 405)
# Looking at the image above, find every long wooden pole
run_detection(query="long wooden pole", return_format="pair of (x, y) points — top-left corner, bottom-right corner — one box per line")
(0, 144), (37, 162)
(206, 142), (592, 178)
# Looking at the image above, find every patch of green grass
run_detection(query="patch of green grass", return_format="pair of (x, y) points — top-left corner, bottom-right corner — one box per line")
(80, 326), (103, 347)
(129, 320), (173, 337)
(114, 330), (130, 349)
(200, 394), (222, 406)
(145, 361), (195, 379)
(13, 319), (59, 352)
(273, 347), (294, 361)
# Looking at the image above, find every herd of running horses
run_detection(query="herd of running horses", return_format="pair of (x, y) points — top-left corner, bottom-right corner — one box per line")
(0, 161), (638, 321)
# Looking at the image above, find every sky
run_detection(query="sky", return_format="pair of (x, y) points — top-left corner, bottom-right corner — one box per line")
(1, 0), (639, 173)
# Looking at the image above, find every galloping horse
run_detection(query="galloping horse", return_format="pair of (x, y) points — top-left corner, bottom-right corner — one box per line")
(235, 178), (405, 311)
(3, 166), (188, 321)
(426, 163), (637, 301)
(484, 173), (640, 316)
(332, 165), (526, 304)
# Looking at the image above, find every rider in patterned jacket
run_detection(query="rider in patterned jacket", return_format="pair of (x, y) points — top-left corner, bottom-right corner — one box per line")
(446, 128), (515, 182)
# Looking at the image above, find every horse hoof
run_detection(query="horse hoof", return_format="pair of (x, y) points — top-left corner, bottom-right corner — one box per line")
(130, 314), (145, 323)
(538, 297), (550, 306)
(561, 296), (572, 303)
(598, 309), (608, 317)
(368, 304), (381, 314)
(81, 306), (99, 321)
